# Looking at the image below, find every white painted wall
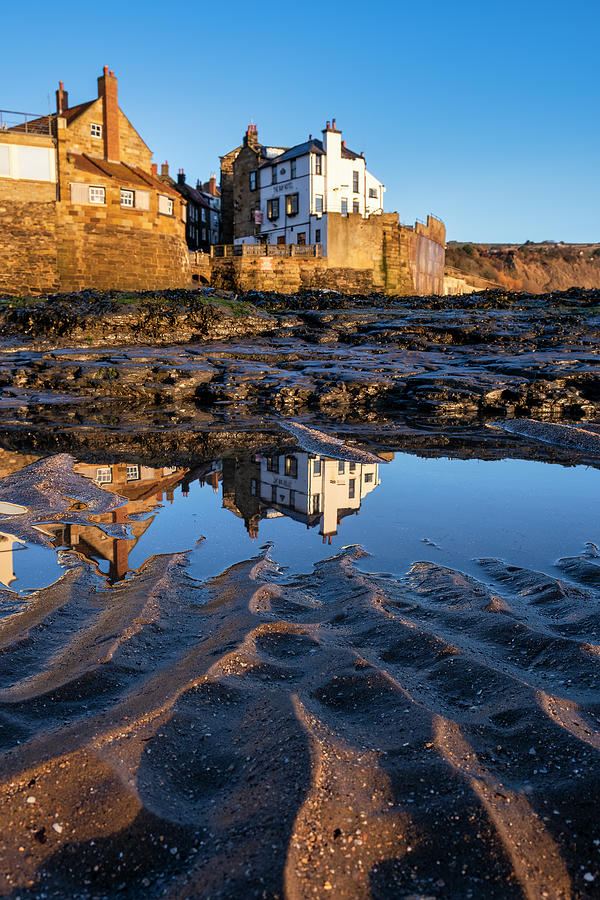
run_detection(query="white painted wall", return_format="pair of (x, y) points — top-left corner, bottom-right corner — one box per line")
(0, 143), (56, 182)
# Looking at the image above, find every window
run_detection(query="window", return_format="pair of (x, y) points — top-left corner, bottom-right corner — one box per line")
(341, 198), (348, 216)
(272, 165), (278, 185)
(314, 155), (322, 175)
(285, 455), (298, 478)
(267, 455), (279, 473)
(289, 490), (296, 508)
(297, 232), (306, 245)
(249, 170), (257, 191)
(315, 194), (323, 215)
(369, 187), (378, 199)
(267, 198), (280, 220)
(312, 493), (321, 514)
(96, 466), (112, 484)
(353, 171), (360, 193)
(89, 186), (105, 204)
(338, 461), (345, 474)
(353, 200), (360, 214)
(290, 159), (297, 178)
(315, 228), (321, 243)
(277, 235), (286, 245)
(202, 227), (207, 241)
(364, 472), (374, 483)
(251, 478), (257, 496)
(158, 195), (174, 216)
(313, 459), (321, 475)
(349, 462), (356, 473)
(349, 478), (356, 499)
(271, 485), (277, 503)
(201, 208), (207, 222)
(126, 464), (140, 481)
(90, 123), (102, 138)
(286, 193), (299, 216)
(121, 189), (134, 207)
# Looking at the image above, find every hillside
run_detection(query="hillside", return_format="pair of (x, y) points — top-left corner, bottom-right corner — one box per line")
(446, 242), (600, 293)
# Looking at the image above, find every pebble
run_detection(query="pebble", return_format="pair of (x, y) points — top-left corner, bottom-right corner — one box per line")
(52, 823), (63, 834)
(26, 796), (36, 804)
(584, 873), (595, 882)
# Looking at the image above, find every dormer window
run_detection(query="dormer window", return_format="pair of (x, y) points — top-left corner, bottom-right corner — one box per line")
(314, 155), (322, 175)
(90, 123), (102, 138)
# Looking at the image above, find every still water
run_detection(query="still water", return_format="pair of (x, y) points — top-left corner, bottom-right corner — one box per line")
(1, 447), (599, 593)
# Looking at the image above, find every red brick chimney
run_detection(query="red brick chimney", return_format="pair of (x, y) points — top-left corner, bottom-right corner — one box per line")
(97, 66), (119, 161)
(161, 161), (169, 177)
(151, 163), (158, 177)
(208, 173), (217, 196)
(55, 81), (69, 114)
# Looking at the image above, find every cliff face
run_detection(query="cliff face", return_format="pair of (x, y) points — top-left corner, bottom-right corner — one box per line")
(446, 243), (600, 293)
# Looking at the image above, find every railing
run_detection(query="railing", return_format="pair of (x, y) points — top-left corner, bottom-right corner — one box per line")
(212, 243), (322, 259)
(0, 109), (54, 136)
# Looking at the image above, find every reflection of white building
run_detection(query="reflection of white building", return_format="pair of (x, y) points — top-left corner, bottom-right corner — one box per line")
(0, 531), (24, 587)
(256, 451), (382, 539)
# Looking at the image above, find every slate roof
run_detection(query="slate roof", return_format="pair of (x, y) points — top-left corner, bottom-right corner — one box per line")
(71, 154), (181, 197)
(260, 139), (324, 167)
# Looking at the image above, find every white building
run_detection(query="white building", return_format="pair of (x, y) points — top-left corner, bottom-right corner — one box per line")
(236, 120), (385, 255)
(256, 450), (382, 538)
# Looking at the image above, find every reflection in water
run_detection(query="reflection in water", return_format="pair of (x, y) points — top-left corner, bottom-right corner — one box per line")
(21, 448), (389, 585)
(223, 450), (392, 542)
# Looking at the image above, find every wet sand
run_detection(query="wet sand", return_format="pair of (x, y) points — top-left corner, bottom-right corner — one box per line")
(1, 545), (600, 895)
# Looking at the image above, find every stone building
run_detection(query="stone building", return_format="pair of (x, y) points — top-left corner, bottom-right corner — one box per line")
(220, 125), (287, 243)
(157, 161), (211, 251)
(0, 67), (190, 294)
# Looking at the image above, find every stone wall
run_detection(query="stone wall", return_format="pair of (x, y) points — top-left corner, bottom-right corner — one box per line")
(56, 223), (190, 292)
(0, 199), (59, 294)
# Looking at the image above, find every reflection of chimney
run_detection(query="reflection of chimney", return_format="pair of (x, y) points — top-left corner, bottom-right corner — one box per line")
(56, 81), (69, 114)
(210, 472), (219, 493)
(97, 66), (119, 161)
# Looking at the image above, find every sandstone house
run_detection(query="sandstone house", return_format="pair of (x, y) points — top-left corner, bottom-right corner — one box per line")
(0, 68), (190, 294)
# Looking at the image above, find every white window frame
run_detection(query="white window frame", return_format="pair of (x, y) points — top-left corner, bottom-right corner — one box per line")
(126, 464), (140, 481)
(120, 189), (135, 208)
(96, 467), (112, 484)
(158, 194), (174, 216)
(315, 194), (323, 215)
(89, 185), (106, 204)
(90, 123), (103, 138)
(341, 198), (348, 217)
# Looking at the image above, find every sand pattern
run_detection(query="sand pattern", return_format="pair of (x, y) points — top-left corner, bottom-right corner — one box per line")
(0, 529), (599, 899)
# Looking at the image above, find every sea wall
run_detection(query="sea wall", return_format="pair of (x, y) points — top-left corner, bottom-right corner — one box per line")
(0, 199), (59, 295)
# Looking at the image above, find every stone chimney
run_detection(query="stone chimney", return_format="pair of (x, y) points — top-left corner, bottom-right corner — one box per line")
(178, 168), (185, 185)
(97, 66), (119, 161)
(243, 123), (259, 149)
(208, 173), (217, 195)
(161, 161), (169, 177)
(55, 81), (68, 114)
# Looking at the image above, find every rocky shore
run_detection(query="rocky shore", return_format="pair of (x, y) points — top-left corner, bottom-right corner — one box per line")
(0, 287), (599, 432)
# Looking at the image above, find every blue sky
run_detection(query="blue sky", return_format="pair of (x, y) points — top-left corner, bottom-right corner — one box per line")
(2, 0), (598, 242)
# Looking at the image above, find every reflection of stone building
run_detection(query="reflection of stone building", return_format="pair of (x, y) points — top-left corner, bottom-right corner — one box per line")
(45, 462), (186, 582)
(221, 450), (392, 540)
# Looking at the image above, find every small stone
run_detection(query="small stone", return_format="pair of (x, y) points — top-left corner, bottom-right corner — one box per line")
(324, 883), (332, 891)
(52, 823), (63, 834)
(26, 796), (36, 804)
(584, 873), (595, 883)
